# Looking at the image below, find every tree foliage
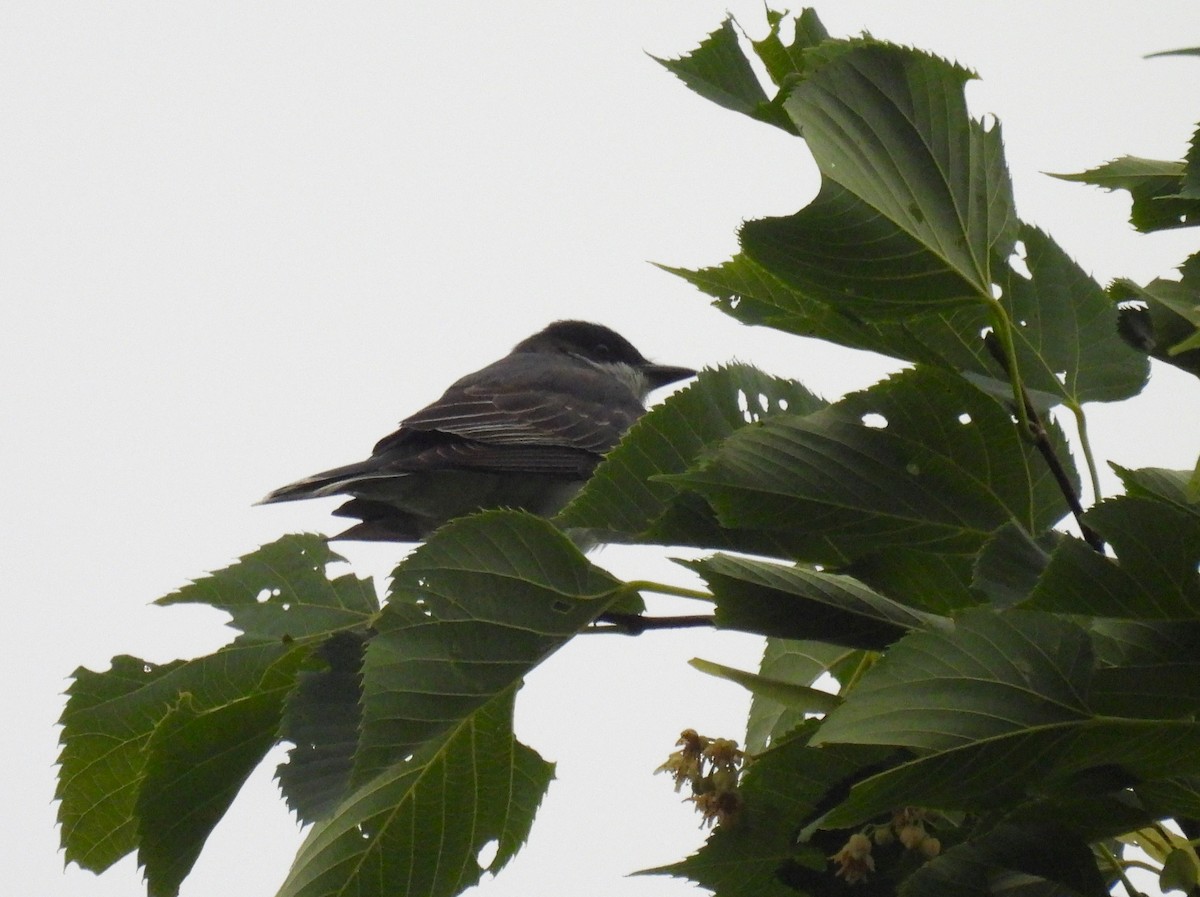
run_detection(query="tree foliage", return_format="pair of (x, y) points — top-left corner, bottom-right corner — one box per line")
(57, 9), (1200, 897)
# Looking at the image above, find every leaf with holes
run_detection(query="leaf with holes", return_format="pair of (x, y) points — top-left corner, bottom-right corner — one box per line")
(666, 366), (1073, 566)
(560, 364), (825, 550)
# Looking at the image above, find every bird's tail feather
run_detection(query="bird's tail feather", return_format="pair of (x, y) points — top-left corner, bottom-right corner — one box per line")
(256, 460), (401, 504)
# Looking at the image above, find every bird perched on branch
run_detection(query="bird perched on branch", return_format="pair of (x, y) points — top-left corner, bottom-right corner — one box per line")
(259, 320), (695, 541)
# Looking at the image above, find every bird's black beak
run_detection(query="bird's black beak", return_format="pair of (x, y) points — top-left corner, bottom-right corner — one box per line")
(642, 362), (697, 390)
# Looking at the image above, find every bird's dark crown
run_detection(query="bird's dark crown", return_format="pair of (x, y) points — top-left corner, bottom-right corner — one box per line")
(512, 320), (648, 365)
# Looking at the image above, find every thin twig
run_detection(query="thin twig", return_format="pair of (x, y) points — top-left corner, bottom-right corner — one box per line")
(591, 612), (716, 635)
(984, 333), (1106, 553)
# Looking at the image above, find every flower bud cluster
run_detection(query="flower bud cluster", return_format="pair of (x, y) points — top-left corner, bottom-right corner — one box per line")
(656, 729), (745, 828)
(830, 808), (942, 885)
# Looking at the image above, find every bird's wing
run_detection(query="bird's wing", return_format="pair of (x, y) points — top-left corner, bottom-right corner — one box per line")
(391, 353), (646, 453)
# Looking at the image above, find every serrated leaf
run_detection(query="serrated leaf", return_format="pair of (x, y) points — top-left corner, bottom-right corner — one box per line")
(277, 687), (552, 897)
(57, 642), (305, 873)
(812, 610), (1200, 825)
(157, 534), (379, 641)
(749, 8), (828, 88)
(560, 364), (825, 548)
(654, 16), (797, 133)
(668, 367), (1072, 566)
(1113, 464), (1200, 513)
(1053, 156), (1200, 232)
(746, 639), (860, 753)
(741, 43), (1016, 315)
(59, 537), (378, 878)
(138, 686), (298, 897)
(277, 630), (369, 823)
(1113, 267), (1200, 378)
(352, 511), (622, 785)
(814, 610), (1093, 754)
(1026, 496), (1200, 618)
(690, 554), (942, 648)
(676, 224), (1147, 407)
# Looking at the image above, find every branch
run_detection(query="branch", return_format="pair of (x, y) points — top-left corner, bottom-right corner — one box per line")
(984, 334), (1106, 554)
(591, 612), (716, 635)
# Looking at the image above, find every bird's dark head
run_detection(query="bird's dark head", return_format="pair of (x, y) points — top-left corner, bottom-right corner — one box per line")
(513, 320), (695, 397)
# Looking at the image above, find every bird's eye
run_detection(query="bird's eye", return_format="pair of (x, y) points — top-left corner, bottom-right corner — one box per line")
(595, 343), (610, 356)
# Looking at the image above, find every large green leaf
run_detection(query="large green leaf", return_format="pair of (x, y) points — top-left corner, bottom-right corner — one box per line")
(352, 510), (623, 785)
(675, 224), (1147, 407)
(58, 536), (374, 878)
(813, 610), (1200, 825)
(690, 554), (943, 648)
(138, 689), (296, 897)
(277, 687), (553, 897)
(559, 364), (824, 550)
(815, 610), (1094, 754)
(668, 367), (1072, 565)
(57, 643), (307, 876)
(741, 43), (1016, 316)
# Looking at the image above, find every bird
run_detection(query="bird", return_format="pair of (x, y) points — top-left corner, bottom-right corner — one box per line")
(259, 320), (696, 541)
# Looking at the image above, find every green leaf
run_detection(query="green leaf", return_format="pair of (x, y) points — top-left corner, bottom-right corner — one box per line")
(813, 610), (1200, 825)
(814, 610), (1094, 754)
(352, 510), (622, 785)
(138, 687), (297, 897)
(689, 657), (841, 715)
(673, 225), (1147, 406)
(1026, 496), (1200, 618)
(971, 522), (1057, 607)
(741, 43), (1016, 316)
(653, 17), (797, 134)
(57, 643), (306, 874)
(1114, 463), (1200, 513)
(690, 554), (942, 648)
(277, 687), (553, 897)
(157, 534), (380, 641)
(900, 824), (1109, 897)
(59, 537), (378, 879)
(276, 630), (369, 824)
(669, 367), (1072, 565)
(559, 364), (825, 547)
(746, 639), (860, 753)
(1053, 156), (1200, 232)
(749, 8), (829, 88)
(846, 548), (981, 614)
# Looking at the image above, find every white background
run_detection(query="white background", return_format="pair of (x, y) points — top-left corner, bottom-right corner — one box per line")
(5, 2), (1200, 895)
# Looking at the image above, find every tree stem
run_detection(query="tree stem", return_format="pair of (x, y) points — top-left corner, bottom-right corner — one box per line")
(983, 331), (1105, 553)
(591, 612), (715, 635)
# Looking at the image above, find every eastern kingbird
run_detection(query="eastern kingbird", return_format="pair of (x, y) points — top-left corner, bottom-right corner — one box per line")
(259, 320), (695, 541)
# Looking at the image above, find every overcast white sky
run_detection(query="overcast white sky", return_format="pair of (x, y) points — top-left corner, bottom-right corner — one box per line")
(5, 3), (1200, 896)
